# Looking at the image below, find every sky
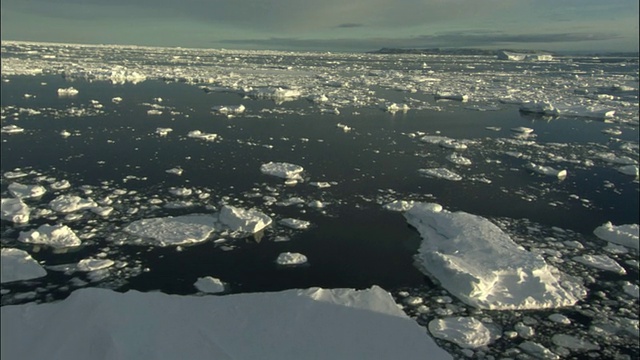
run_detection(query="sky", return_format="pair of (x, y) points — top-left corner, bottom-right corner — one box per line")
(1, 0), (638, 53)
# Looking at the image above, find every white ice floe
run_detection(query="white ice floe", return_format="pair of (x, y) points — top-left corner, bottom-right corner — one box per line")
(1, 248), (47, 283)
(593, 222), (639, 250)
(279, 218), (311, 230)
(404, 203), (585, 310)
(525, 163), (567, 178)
(0, 286), (452, 360)
(572, 254), (626, 274)
(498, 51), (552, 61)
(383, 200), (417, 212)
(511, 126), (534, 134)
(548, 313), (572, 325)
(90, 206), (114, 217)
(49, 195), (98, 213)
(219, 205), (272, 234)
(617, 165), (639, 176)
(194, 276), (226, 294)
(50, 180), (71, 190)
(8, 183), (46, 199)
(385, 103), (410, 113)
(18, 224), (82, 249)
(1, 125), (25, 134)
(123, 214), (217, 247)
(76, 258), (115, 272)
(446, 153), (472, 166)
(147, 109), (162, 116)
(519, 101), (615, 119)
(1, 198), (31, 224)
(169, 187), (192, 196)
(156, 127), (173, 136)
(260, 162), (304, 180)
(435, 92), (469, 101)
(427, 317), (501, 349)
(112, 97), (123, 103)
(551, 334), (600, 351)
(276, 252), (308, 266)
(57, 87), (79, 96)
(247, 87), (301, 102)
(165, 167), (183, 176)
(187, 130), (217, 141)
(212, 104), (245, 115)
(622, 282), (639, 298)
(418, 168), (463, 181)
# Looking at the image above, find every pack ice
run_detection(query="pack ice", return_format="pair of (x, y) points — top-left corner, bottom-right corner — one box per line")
(1, 248), (47, 283)
(1, 198), (30, 224)
(18, 224), (82, 249)
(0, 286), (452, 360)
(404, 203), (585, 310)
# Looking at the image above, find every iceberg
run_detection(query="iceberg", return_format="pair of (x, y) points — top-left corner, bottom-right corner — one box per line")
(212, 104), (245, 115)
(18, 224), (82, 249)
(1, 248), (47, 283)
(194, 276), (226, 293)
(8, 182), (46, 199)
(0, 286), (452, 360)
(525, 163), (567, 178)
(123, 214), (217, 247)
(593, 222), (639, 250)
(219, 205), (272, 234)
(1, 198), (30, 224)
(404, 203), (585, 310)
(260, 162), (304, 180)
(497, 51), (552, 61)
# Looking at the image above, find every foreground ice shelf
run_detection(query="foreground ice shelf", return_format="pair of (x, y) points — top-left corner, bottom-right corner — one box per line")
(0, 286), (452, 360)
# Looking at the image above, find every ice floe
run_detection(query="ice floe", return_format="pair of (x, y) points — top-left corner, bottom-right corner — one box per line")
(418, 168), (463, 181)
(1, 198), (31, 224)
(572, 254), (626, 274)
(49, 195), (98, 213)
(194, 276), (226, 293)
(0, 286), (452, 360)
(404, 203), (586, 310)
(551, 334), (599, 351)
(123, 214), (217, 247)
(18, 224), (82, 248)
(525, 163), (568, 178)
(186, 130), (217, 141)
(383, 200), (416, 212)
(1, 125), (24, 134)
(276, 252), (308, 266)
(278, 218), (311, 230)
(1, 248), (47, 283)
(260, 162), (304, 180)
(212, 104), (245, 115)
(57, 87), (79, 96)
(593, 222), (639, 250)
(76, 258), (115, 272)
(8, 183), (46, 199)
(219, 205), (272, 234)
(428, 317), (501, 349)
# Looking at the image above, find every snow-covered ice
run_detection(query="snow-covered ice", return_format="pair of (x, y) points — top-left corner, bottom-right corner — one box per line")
(49, 195), (98, 213)
(76, 258), (115, 272)
(279, 218), (311, 230)
(57, 87), (79, 96)
(1, 248), (47, 283)
(123, 214), (217, 246)
(525, 163), (568, 178)
(404, 203), (585, 310)
(186, 130), (217, 141)
(260, 162), (304, 180)
(194, 276), (226, 293)
(383, 200), (416, 212)
(593, 222), (639, 250)
(418, 168), (463, 181)
(18, 224), (82, 248)
(1, 198), (30, 224)
(219, 205), (272, 234)
(276, 252), (308, 265)
(428, 317), (501, 349)
(8, 182), (46, 199)
(573, 254), (627, 274)
(0, 286), (452, 360)
(212, 104), (245, 115)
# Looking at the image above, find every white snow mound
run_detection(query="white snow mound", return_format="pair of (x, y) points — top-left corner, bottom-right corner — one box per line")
(404, 203), (585, 310)
(0, 286), (452, 360)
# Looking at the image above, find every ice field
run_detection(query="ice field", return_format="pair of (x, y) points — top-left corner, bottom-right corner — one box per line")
(1, 41), (639, 359)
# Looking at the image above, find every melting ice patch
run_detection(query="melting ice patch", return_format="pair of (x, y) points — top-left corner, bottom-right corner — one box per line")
(0, 286), (452, 360)
(404, 203), (586, 310)
(1, 248), (47, 283)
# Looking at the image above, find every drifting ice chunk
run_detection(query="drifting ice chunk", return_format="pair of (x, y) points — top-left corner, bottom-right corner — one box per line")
(0, 286), (452, 360)
(165, 168), (183, 176)
(49, 195), (97, 213)
(1, 248), (47, 283)
(57, 87), (79, 96)
(384, 103), (410, 113)
(593, 222), (639, 250)
(519, 341), (560, 360)
(573, 254), (626, 274)
(1, 125), (25, 134)
(248, 87), (301, 102)
(18, 224), (82, 248)
(276, 252), (308, 266)
(147, 109), (162, 116)
(156, 127), (173, 136)
(76, 258), (115, 272)
(50, 180), (71, 190)
(279, 218), (311, 230)
(212, 104), (245, 115)
(383, 200), (416, 212)
(446, 153), (472, 166)
(428, 317), (501, 349)
(260, 162), (304, 180)
(497, 51), (552, 61)
(187, 130), (217, 141)
(123, 214), (217, 247)
(551, 334), (599, 351)
(419, 168), (463, 181)
(194, 276), (226, 294)
(617, 165), (638, 176)
(219, 205), (272, 234)
(435, 92), (469, 101)
(1, 198), (30, 224)
(511, 126), (534, 134)
(8, 183), (46, 199)
(404, 203), (585, 310)
(525, 163), (567, 178)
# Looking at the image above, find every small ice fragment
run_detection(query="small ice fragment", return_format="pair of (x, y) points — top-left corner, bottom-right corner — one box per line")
(194, 276), (226, 294)
(418, 168), (463, 181)
(169, 187), (192, 196)
(123, 214), (217, 246)
(187, 130), (217, 141)
(307, 200), (325, 208)
(336, 123), (352, 132)
(219, 205), (272, 234)
(18, 224), (82, 248)
(551, 334), (599, 351)
(60, 130), (71, 137)
(90, 206), (114, 217)
(1, 125), (25, 134)
(622, 282), (639, 298)
(572, 254), (626, 274)
(617, 165), (639, 176)
(279, 218), (311, 230)
(112, 97), (123, 104)
(260, 162), (304, 180)
(511, 127), (534, 134)
(383, 200), (416, 212)
(156, 128), (173, 136)
(518, 341), (559, 360)
(428, 317), (501, 349)
(446, 153), (472, 166)
(76, 258), (115, 272)
(49, 195), (98, 213)
(276, 252), (308, 266)
(212, 104), (245, 115)
(50, 180), (71, 190)
(435, 92), (469, 101)
(548, 313), (571, 325)
(166, 168), (183, 176)
(147, 109), (162, 116)
(525, 163), (567, 178)
(309, 182), (331, 188)
(57, 87), (79, 96)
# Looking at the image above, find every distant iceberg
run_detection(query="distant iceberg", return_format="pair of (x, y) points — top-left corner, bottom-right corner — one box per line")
(497, 51), (553, 61)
